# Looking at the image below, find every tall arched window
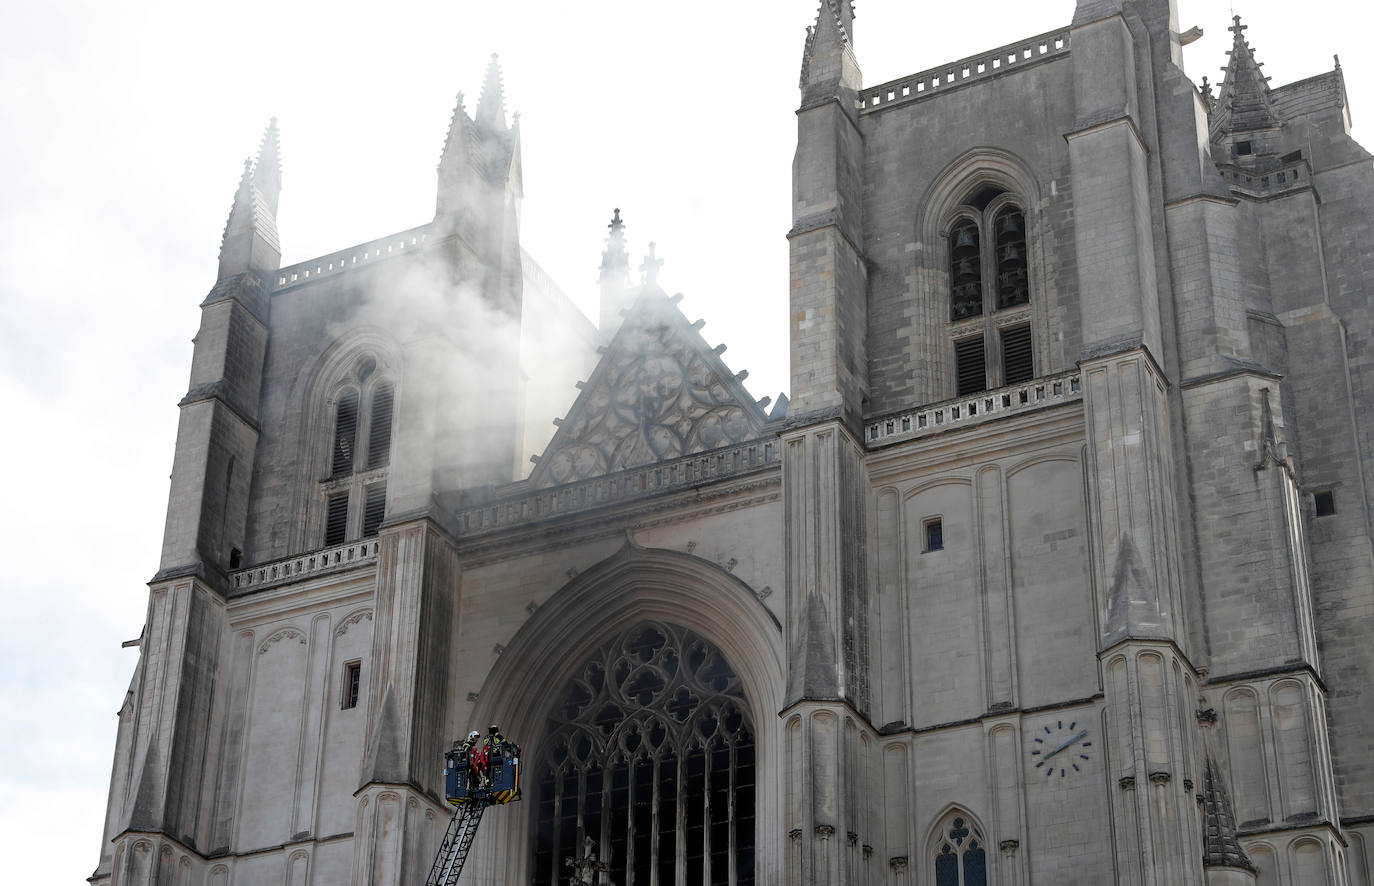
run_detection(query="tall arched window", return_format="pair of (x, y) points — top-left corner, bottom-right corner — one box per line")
(946, 187), (1034, 396)
(321, 355), (395, 547)
(533, 622), (756, 886)
(931, 811), (988, 886)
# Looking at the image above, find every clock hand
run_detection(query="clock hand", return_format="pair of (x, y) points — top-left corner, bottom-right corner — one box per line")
(1043, 729), (1088, 761)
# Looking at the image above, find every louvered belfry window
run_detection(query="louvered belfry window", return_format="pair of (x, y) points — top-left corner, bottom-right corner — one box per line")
(324, 492), (349, 547)
(361, 483), (386, 538)
(946, 191), (1034, 394)
(949, 219), (983, 321)
(994, 208), (1028, 310)
(366, 383), (394, 470)
(1001, 325), (1034, 385)
(532, 623), (756, 886)
(320, 363), (396, 549)
(332, 389), (360, 477)
(955, 337), (987, 396)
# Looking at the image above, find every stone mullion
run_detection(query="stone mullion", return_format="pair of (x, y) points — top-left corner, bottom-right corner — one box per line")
(703, 741), (714, 886)
(650, 753), (661, 886)
(728, 741), (738, 886)
(627, 758), (638, 885)
(577, 767), (589, 860)
(551, 765), (565, 878)
(600, 758), (615, 878)
(676, 752), (688, 886)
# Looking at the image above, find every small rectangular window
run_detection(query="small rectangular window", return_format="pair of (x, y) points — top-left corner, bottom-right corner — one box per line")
(955, 337), (986, 396)
(325, 492), (349, 546)
(1236, 140), (1253, 156)
(1314, 490), (1336, 517)
(362, 483), (387, 538)
(342, 660), (362, 710)
(1001, 324), (1034, 385)
(924, 518), (944, 552)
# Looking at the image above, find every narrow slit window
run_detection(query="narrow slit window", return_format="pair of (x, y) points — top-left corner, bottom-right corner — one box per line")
(362, 483), (387, 538)
(955, 337), (986, 396)
(325, 491), (349, 547)
(332, 389), (360, 477)
(366, 383), (395, 469)
(342, 660), (362, 710)
(1001, 324), (1034, 385)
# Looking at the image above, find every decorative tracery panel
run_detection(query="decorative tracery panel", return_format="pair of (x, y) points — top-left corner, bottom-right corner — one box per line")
(533, 623), (756, 886)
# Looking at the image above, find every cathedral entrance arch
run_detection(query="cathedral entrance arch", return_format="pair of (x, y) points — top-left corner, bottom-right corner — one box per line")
(467, 541), (785, 884)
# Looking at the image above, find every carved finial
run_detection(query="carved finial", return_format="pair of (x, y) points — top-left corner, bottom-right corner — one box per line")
(640, 242), (663, 286)
(600, 209), (630, 282)
(1334, 53), (1342, 70)
(1200, 76), (1213, 100)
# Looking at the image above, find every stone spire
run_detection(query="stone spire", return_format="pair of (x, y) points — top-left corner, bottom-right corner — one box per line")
(252, 117), (281, 216)
(217, 120), (282, 280)
(1213, 16), (1279, 134)
(799, 0), (859, 98)
(476, 53), (508, 132)
(1202, 755), (1257, 873)
(598, 208), (634, 342)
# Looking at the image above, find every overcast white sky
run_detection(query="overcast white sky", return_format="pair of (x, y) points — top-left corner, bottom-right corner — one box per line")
(0, 0), (1364, 880)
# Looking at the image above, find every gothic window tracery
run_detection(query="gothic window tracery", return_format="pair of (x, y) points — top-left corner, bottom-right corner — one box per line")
(533, 622), (756, 886)
(931, 813), (988, 886)
(946, 188), (1034, 396)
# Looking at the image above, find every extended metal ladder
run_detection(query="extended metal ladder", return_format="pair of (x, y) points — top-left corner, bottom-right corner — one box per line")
(424, 800), (489, 886)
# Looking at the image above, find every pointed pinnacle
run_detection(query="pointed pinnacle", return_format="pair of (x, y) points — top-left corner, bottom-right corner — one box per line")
(476, 52), (507, 131)
(438, 91), (470, 169)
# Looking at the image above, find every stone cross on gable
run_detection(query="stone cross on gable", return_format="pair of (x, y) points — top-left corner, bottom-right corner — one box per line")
(565, 836), (610, 884)
(640, 242), (663, 286)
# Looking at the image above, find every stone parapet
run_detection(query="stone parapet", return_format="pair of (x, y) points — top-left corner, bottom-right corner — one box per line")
(858, 27), (1071, 113)
(864, 368), (1081, 449)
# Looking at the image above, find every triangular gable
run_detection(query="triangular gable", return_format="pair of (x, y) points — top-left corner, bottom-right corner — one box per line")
(530, 289), (769, 489)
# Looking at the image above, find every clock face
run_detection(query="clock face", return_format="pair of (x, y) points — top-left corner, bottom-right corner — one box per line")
(1031, 719), (1092, 778)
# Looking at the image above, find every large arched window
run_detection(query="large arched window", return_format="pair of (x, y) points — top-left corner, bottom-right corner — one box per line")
(532, 622), (756, 886)
(931, 811), (988, 886)
(946, 186), (1033, 396)
(320, 355), (395, 547)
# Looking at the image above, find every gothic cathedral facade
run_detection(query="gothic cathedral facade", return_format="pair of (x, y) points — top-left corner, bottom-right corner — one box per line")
(94, 1), (1374, 884)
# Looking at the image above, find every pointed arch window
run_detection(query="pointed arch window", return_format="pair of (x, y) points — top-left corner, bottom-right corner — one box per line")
(946, 188), (1034, 396)
(932, 813), (987, 886)
(319, 356), (395, 547)
(532, 622), (755, 886)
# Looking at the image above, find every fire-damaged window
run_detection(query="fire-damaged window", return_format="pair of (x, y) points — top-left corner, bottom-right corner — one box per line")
(945, 187), (1035, 395)
(532, 623), (756, 886)
(320, 355), (395, 547)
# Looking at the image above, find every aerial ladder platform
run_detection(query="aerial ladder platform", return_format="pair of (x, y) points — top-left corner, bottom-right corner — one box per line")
(424, 726), (521, 886)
